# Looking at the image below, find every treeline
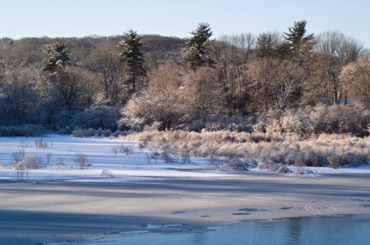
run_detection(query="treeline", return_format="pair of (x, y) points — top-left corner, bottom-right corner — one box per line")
(1, 21), (370, 136)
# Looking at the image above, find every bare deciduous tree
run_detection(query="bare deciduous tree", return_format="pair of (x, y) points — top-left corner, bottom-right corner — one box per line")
(314, 31), (364, 104)
(340, 56), (370, 105)
(181, 67), (225, 121)
(85, 42), (124, 104)
(219, 33), (256, 54)
(0, 67), (41, 124)
(209, 40), (250, 114)
(247, 57), (304, 111)
(49, 66), (91, 110)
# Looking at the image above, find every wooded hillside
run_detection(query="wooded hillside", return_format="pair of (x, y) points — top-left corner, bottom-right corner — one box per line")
(1, 21), (369, 136)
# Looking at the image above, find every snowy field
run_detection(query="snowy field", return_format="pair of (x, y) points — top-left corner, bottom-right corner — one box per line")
(1, 134), (370, 182)
(0, 134), (237, 182)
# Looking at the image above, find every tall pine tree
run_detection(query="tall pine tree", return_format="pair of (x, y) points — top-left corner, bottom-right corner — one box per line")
(185, 23), (213, 69)
(42, 42), (71, 74)
(284, 20), (314, 55)
(118, 30), (146, 93)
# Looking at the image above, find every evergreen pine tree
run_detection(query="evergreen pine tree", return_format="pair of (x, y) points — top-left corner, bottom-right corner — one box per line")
(42, 42), (71, 74)
(185, 23), (213, 69)
(284, 20), (314, 54)
(118, 30), (146, 93)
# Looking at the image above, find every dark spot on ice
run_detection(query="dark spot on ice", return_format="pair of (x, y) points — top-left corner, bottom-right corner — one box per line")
(351, 199), (364, 202)
(239, 208), (266, 212)
(280, 207), (293, 210)
(232, 212), (252, 216)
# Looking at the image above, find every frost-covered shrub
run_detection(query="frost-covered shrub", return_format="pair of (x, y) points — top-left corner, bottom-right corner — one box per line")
(280, 110), (312, 136)
(203, 116), (254, 132)
(276, 165), (290, 174)
(124, 129), (370, 170)
(0, 125), (47, 137)
(220, 157), (249, 171)
(121, 80), (181, 131)
(216, 143), (239, 157)
(73, 106), (121, 131)
(198, 144), (214, 157)
(265, 119), (283, 135)
(72, 128), (95, 137)
(310, 103), (370, 136)
(143, 121), (163, 131)
(254, 108), (313, 136)
(257, 161), (286, 172)
(252, 120), (266, 134)
(254, 104), (370, 137)
(72, 128), (112, 137)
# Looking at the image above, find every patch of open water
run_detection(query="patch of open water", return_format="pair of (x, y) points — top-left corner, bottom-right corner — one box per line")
(78, 214), (370, 245)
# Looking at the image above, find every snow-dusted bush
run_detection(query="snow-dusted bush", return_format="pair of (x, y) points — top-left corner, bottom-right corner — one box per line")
(310, 103), (370, 136)
(121, 63), (184, 131)
(0, 125), (47, 137)
(216, 143), (240, 158)
(72, 128), (96, 137)
(203, 116), (254, 132)
(257, 162), (287, 172)
(253, 104), (370, 137)
(281, 110), (312, 136)
(220, 157), (249, 171)
(73, 106), (121, 131)
(265, 119), (283, 135)
(124, 129), (370, 170)
(72, 128), (112, 137)
(255, 108), (313, 136)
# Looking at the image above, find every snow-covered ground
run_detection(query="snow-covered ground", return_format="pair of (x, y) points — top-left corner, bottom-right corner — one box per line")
(0, 134), (231, 182)
(0, 134), (369, 182)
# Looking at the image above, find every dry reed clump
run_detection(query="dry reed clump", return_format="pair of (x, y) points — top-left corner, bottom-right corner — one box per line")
(101, 169), (114, 178)
(35, 138), (49, 149)
(220, 157), (249, 171)
(53, 160), (68, 170)
(74, 153), (88, 169)
(12, 155), (42, 180)
(123, 130), (370, 171)
(113, 144), (134, 155)
(23, 156), (42, 169)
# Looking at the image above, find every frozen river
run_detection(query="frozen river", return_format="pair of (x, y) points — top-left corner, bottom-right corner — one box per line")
(1, 135), (370, 244)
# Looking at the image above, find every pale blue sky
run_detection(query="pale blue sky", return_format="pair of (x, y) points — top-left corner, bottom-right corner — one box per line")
(2, 0), (370, 48)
